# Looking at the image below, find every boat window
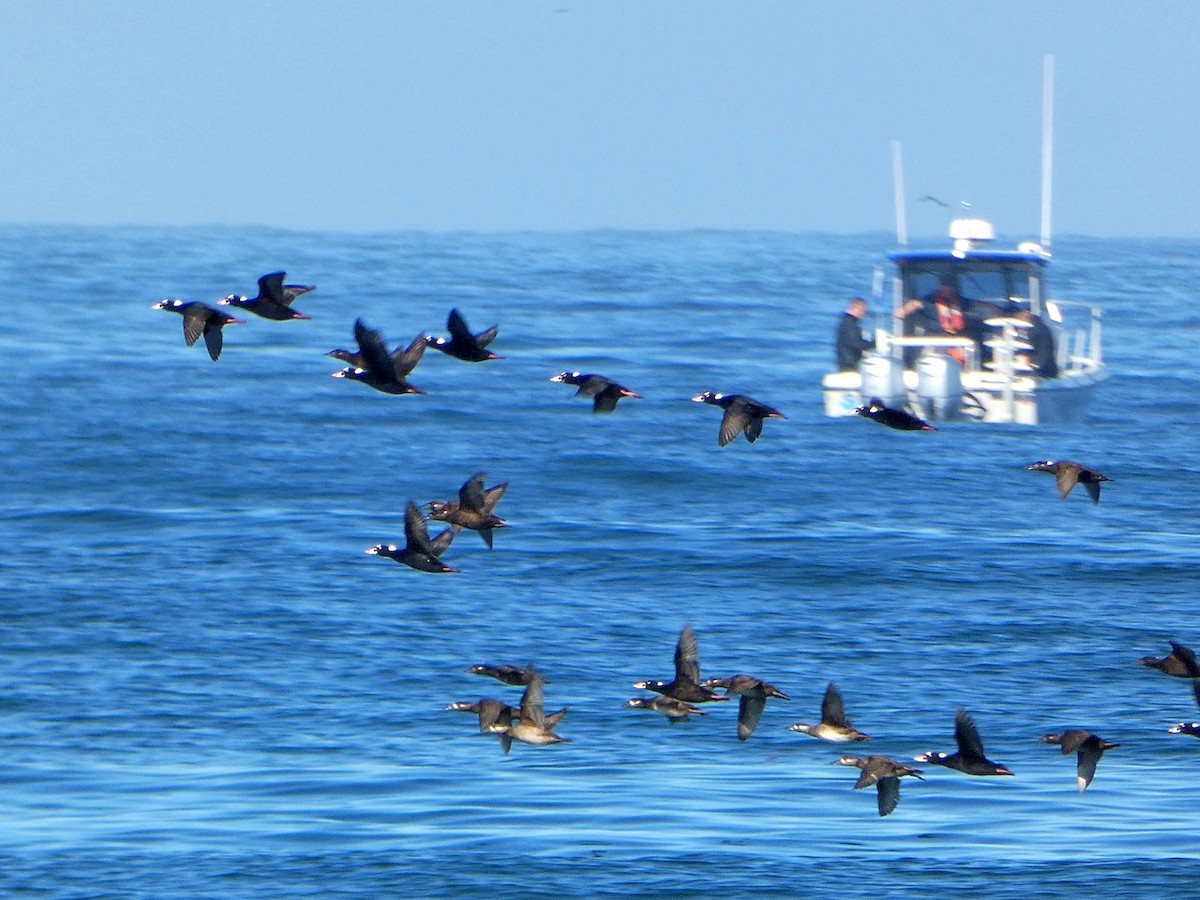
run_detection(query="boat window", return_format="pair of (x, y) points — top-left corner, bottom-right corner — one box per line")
(902, 264), (1033, 304)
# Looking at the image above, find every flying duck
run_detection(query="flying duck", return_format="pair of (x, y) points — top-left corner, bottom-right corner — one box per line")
(914, 707), (1014, 776)
(632, 624), (729, 704)
(853, 397), (936, 431)
(1039, 730), (1119, 791)
(364, 502), (457, 573)
(701, 674), (790, 740)
(425, 308), (501, 361)
(550, 372), (643, 413)
(834, 755), (924, 817)
(151, 299), (244, 361)
(331, 319), (426, 395)
(1026, 459), (1112, 503)
(218, 271), (313, 320)
(690, 391), (785, 446)
(787, 681), (871, 743)
(424, 472), (509, 548)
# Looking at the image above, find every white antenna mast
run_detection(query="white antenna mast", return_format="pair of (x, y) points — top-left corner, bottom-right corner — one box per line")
(891, 139), (907, 246)
(1040, 54), (1054, 249)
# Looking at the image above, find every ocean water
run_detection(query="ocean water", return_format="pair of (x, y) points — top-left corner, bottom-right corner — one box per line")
(1, 225), (1199, 897)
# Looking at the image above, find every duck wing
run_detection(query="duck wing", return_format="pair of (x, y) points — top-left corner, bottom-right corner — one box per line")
(201, 317), (226, 361)
(391, 334), (428, 377)
(446, 308), (477, 349)
(482, 482), (508, 514)
(674, 625), (701, 685)
(428, 527), (454, 557)
(519, 675), (546, 728)
(1170, 642), (1199, 675)
(353, 319), (396, 380)
(403, 501), (438, 555)
(474, 324), (500, 348)
(1055, 464), (1081, 499)
(593, 384), (622, 413)
(458, 472), (488, 512)
(821, 682), (852, 728)
(737, 694), (766, 741)
(282, 283), (314, 304)
(1075, 737), (1103, 791)
(875, 776), (900, 817)
(953, 708), (988, 762)
(718, 404), (750, 447)
(257, 271), (289, 309)
(181, 304), (208, 347)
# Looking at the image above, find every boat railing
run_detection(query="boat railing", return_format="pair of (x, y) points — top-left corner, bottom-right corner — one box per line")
(877, 333), (979, 371)
(1044, 298), (1102, 371)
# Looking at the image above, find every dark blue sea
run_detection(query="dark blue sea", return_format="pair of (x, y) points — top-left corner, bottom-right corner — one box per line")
(2, 226), (1199, 897)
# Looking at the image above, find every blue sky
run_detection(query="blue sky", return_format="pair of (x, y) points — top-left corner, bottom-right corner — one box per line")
(1, 2), (1196, 237)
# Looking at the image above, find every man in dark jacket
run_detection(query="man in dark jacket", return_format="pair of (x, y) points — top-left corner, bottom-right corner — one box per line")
(835, 296), (874, 371)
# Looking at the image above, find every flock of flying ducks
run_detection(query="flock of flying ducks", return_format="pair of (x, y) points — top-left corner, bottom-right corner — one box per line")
(449, 626), (1200, 817)
(154, 270), (1138, 817)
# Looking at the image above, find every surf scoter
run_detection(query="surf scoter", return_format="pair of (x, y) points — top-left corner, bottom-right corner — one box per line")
(218, 271), (313, 320)
(914, 707), (1014, 776)
(425, 308), (502, 361)
(690, 391), (785, 446)
(465, 664), (547, 686)
(331, 319), (426, 395)
(701, 674), (790, 740)
(1136, 641), (1200, 678)
(550, 372), (643, 413)
(486, 669), (570, 747)
(445, 698), (518, 752)
(152, 299), (245, 361)
(625, 695), (709, 722)
(834, 755), (924, 817)
(1026, 459), (1112, 503)
(328, 331), (426, 380)
(364, 502), (457, 573)
(787, 681), (871, 743)
(853, 397), (936, 431)
(1039, 730), (1119, 791)
(424, 472), (508, 548)
(632, 624), (728, 704)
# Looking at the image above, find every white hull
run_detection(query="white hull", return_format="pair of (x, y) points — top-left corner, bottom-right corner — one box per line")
(823, 364), (1107, 425)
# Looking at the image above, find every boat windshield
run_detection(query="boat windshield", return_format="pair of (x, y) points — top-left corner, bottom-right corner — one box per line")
(900, 260), (1036, 306)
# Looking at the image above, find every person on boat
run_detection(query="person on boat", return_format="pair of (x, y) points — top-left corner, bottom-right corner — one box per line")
(1013, 307), (1059, 378)
(929, 283), (969, 366)
(835, 296), (874, 371)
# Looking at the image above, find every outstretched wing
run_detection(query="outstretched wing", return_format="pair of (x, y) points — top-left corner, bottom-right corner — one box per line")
(1055, 466), (1080, 499)
(459, 472), (488, 512)
(674, 624), (701, 684)
(202, 318), (225, 360)
(181, 305), (207, 347)
(403, 501), (437, 554)
(257, 271), (288, 306)
(954, 708), (987, 761)
(482, 482), (508, 514)
(737, 694), (766, 741)
(446, 308), (475, 346)
(876, 776), (900, 816)
(392, 334), (428, 376)
(353, 319), (395, 379)
(474, 324), (500, 348)
(519, 674), (546, 727)
(718, 407), (748, 447)
(822, 682), (851, 728)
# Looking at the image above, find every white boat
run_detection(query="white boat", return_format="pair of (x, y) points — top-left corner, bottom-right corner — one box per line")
(822, 217), (1108, 424)
(822, 56), (1107, 425)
